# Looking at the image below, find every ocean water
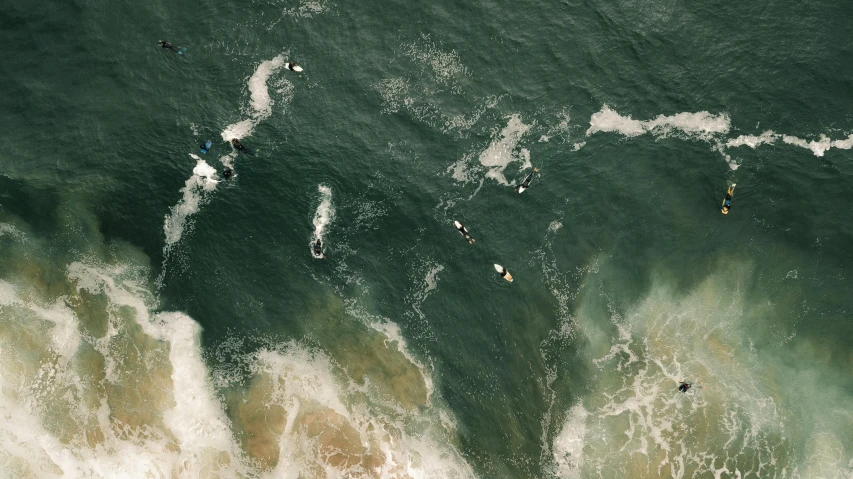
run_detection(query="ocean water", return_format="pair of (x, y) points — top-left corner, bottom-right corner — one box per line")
(2, 0), (853, 477)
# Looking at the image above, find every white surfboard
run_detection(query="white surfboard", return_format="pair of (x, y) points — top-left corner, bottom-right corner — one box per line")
(494, 264), (513, 282)
(288, 63), (303, 72)
(517, 168), (538, 194)
(454, 220), (474, 243)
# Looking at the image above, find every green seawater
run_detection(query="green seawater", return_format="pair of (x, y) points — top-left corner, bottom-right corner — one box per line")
(1, 0), (853, 477)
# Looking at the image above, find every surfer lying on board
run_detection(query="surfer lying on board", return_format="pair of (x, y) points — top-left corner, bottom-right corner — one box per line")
(494, 264), (513, 282)
(287, 61), (300, 71)
(454, 221), (475, 244)
(313, 239), (325, 259)
(514, 168), (539, 193)
(721, 184), (736, 214)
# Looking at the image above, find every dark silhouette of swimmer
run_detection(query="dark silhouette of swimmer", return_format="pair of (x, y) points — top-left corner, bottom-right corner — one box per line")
(288, 61), (299, 71)
(231, 139), (246, 151)
(222, 168), (233, 179)
(158, 40), (177, 51)
(313, 239), (325, 259)
(678, 382), (691, 393)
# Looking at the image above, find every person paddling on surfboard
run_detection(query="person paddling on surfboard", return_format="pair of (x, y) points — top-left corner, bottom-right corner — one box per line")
(157, 40), (185, 54)
(494, 264), (513, 282)
(287, 61), (303, 72)
(200, 140), (212, 154)
(313, 239), (325, 259)
(514, 168), (539, 193)
(453, 221), (475, 244)
(721, 183), (736, 214)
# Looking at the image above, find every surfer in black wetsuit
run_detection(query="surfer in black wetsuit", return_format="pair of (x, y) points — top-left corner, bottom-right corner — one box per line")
(231, 139), (246, 151)
(222, 168), (233, 179)
(288, 61), (299, 71)
(454, 221), (474, 244)
(678, 382), (691, 393)
(514, 168), (540, 192)
(158, 40), (177, 51)
(313, 239), (325, 259)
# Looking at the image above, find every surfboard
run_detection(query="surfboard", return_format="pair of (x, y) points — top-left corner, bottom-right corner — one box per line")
(494, 264), (513, 282)
(288, 64), (304, 72)
(517, 169), (538, 193)
(200, 140), (212, 154)
(720, 183), (736, 215)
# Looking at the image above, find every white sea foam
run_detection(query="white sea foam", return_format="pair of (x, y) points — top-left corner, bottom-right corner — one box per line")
(162, 156), (219, 247)
(726, 130), (779, 149)
(586, 105), (731, 140)
(2, 214), (475, 479)
(220, 54), (294, 143)
(310, 185), (334, 257)
(551, 404), (588, 479)
(560, 264), (853, 478)
(0, 223), (24, 240)
(406, 262), (444, 322)
(281, 0), (329, 18)
(478, 115), (533, 185)
(782, 133), (853, 157)
(403, 33), (469, 90)
(726, 130), (853, 157)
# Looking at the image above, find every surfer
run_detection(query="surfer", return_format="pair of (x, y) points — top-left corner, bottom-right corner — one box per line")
(231, 138), (246, 151)
(313, 239), (325, 259)
(200, 140), (212, 154)
(453, 221), (475, 244)
(222, 168), (233, 179)
(678, 382), (691, 393)
(494, 264), (513, 282)
(288, 61), (299, 71)
(721, 183), (736, 214)
(158, 40), (175, 50)
(514, 168), (540, 193)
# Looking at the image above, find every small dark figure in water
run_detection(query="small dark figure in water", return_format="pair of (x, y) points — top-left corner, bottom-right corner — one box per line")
(231, 139), (246, 151)
(678, 382), (691, 393)
(313, 239), (325, 259)
(158, 40), (176, 51)
(222, 168), (233, 179)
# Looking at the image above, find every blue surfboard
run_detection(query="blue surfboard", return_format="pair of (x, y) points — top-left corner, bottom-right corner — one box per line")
(200, 140), (212, 154)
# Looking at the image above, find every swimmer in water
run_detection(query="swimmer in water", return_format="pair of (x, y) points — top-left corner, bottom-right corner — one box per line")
(231, 138), (246, 151)
(453, 220), (475, 244)
(313, 239), (325, 259)
(678, 382), (691, 393)
(514, 167), (540, 193)
(222, 168), (233, 179)
(157, 40), (179, 52)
